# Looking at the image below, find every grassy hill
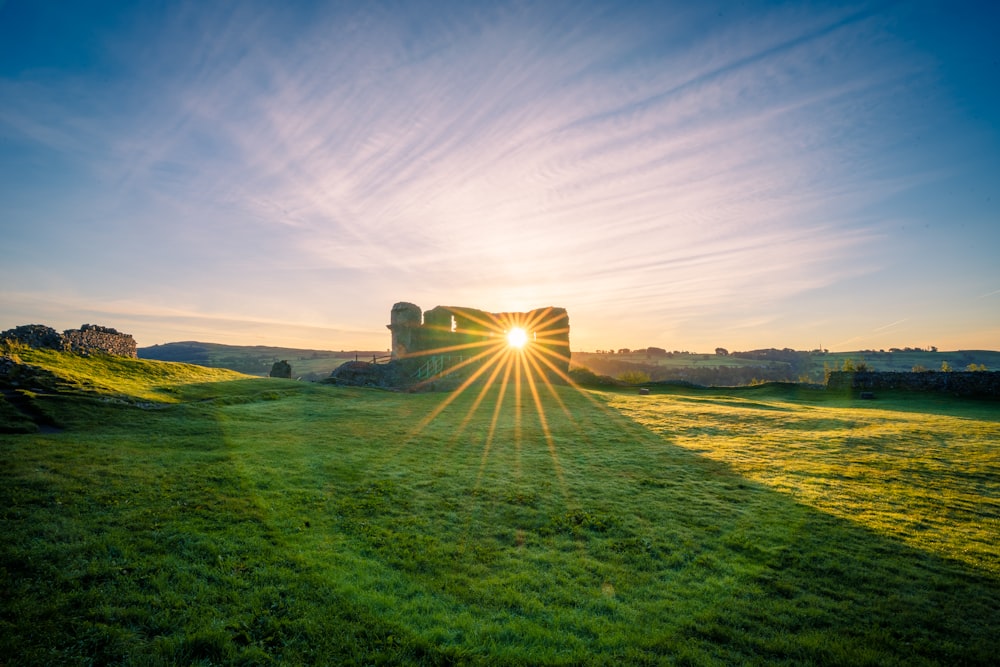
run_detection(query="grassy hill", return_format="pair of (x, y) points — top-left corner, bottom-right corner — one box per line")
(2, 345), (999, 664)
(138, 341), (388, 380)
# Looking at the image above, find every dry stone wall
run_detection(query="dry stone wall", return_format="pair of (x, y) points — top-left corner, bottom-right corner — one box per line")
(827, 370), (1000, 397)
(1, 323), (137, 358)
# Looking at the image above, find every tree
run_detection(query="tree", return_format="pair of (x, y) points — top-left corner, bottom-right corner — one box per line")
(940, 361), (952, 372)
(715, 347), (729, 356)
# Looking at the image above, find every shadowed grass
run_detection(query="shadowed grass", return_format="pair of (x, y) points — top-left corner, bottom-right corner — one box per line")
(1, 350), (998, 664)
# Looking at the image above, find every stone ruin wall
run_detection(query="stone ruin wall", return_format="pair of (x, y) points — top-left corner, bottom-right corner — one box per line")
(1, 324), (138, 358)
(387, 302), (571, 375)
(827, 370), (1000, 397)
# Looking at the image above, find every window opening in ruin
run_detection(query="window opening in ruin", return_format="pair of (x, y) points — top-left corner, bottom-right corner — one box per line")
(450, 315), (457, 332)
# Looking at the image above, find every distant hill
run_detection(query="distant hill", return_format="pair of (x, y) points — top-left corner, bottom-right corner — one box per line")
(138, 341), (388, 380)
(138, 341), (1000, 386)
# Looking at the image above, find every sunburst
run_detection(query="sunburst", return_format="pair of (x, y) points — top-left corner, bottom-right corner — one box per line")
(389, 305), (626, 507)
(368, 302), (660, 572)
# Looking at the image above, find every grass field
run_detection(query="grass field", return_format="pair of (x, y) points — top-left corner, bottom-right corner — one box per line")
(2, 346), (998, 665)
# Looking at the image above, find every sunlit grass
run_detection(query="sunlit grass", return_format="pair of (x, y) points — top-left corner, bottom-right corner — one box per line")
(2, 351), (998, 664)
(2, 343), (247, 403)
(606, 386), (1000, 574)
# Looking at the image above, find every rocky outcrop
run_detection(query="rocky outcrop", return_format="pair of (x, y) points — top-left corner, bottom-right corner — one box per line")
(827, 370), (1000, 397)
(1, 323), (137, 358)
(0, 354), (61, 390)
(326, 361), (408, 389)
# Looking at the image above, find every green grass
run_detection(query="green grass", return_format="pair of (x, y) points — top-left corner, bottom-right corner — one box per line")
(2, 349), (999, 664)
(4, 344), (248, 403)
(606, 384), (1000, 574)
(138, 341), (379, 379)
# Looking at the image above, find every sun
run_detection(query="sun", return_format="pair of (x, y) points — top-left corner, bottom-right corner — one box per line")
(506, 326), (529, 349)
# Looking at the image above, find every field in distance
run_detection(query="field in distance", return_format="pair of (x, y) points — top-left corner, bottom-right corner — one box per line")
(2, 345), (998, 664)
(575, 348), (1000, 385)
(139, 341), (1000, 387)
(138, 341), (389, 380)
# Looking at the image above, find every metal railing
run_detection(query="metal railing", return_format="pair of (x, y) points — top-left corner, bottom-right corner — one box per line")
(413, 355), (469, 380)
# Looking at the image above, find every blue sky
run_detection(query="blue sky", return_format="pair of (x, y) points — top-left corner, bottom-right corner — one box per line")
(1, 0), (997, 352)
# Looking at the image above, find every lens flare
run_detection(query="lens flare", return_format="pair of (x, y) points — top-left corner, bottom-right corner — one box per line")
(394, 306), (610, 502)
(507, 327), (529, 349)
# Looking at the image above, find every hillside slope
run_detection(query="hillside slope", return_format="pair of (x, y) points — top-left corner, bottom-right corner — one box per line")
(138, 341), (384, 379)
(0, 344), (295, 432)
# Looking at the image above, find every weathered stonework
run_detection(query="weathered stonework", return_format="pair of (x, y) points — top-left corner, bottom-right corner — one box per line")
(387, 302), (571, 378)
(827, 370), (1000, 397)
(0, 325), (67, 351)
(63, 325), (138, 358)
(1, 324), (138, 358)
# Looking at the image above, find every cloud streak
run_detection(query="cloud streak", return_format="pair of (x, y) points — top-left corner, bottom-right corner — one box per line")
(1, 1), (995, 351)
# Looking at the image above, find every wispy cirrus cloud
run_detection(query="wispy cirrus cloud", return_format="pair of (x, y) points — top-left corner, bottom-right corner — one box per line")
(1, 1), (979, 350)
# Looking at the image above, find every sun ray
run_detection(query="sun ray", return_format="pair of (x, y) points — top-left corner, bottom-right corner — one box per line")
(383, 304), (587, 508)
(455, 347), (515, 442)
(410, 339), (508, 389)
(523, 350), (567, 490)
(475, 351), (517, 487)
(523, 348), (573, 419)
(408, 343), (510, 435)
(514, 347), (524, 478)
(399, 337), (502, 358)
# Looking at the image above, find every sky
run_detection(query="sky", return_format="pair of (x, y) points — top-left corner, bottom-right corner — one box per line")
(1, 0), (998, 353)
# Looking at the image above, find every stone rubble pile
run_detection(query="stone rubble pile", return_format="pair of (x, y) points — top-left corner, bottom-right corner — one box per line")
(1, 323), (138, 358)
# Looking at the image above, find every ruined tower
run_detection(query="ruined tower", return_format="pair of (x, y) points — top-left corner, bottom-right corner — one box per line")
(386, 302), (571, 377)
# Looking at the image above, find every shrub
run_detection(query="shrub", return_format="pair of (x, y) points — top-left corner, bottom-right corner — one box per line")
(568, 367), (602, 385)
(617, 370), (651, 385)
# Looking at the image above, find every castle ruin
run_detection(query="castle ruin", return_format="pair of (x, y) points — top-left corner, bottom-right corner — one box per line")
(387, 302), (571, 377)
